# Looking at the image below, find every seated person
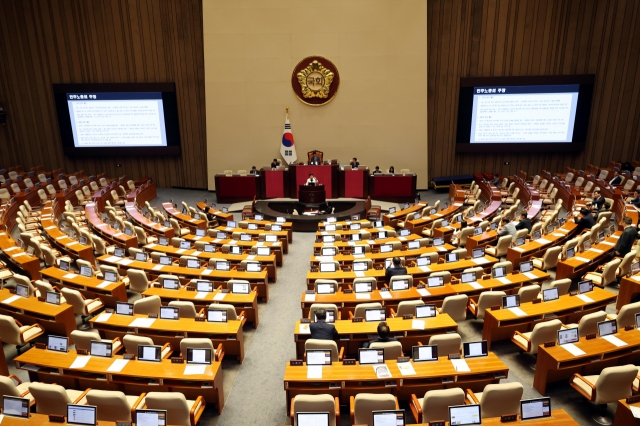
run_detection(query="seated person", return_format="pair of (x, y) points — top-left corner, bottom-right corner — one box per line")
(270, 159), (280, 169)
(310, 153), (321, 165)
(497, 216), (517, 237)
(630, 188), (640, 207)
(249, 166), (259, 176)
(306, 174), (318, 186)
(588, 190), (605, 211)
(318, 201), (331, 215)
(594, 201), (611, 219)
(350, 158), (359, 169)
(385, 256), (407, 281)
(372, 166), (382, 175)
(309, 309), (338, 340)
(489, 174), (501, 186)
(363, 321), (396, 348)
(574, 207), (595, 234)
(388, 166), (395, 174)
(451, 220), (468, 245)
(609, 170), (622, 186)
(514, 211), (532, 232)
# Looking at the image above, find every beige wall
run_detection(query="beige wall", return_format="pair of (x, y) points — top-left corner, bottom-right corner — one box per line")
(203, 0), (428, 190)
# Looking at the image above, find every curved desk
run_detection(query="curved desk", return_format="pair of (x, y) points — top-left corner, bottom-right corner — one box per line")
(298, 184), (326, 204)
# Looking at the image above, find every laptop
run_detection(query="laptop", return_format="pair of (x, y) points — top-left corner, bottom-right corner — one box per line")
(416, 304), (437, 318)
(372, 410), (405, 426)
(520, 260), (533, 273)
(196, 280), (213, 292)
(207, 309), (228, 322)
(358, 348), (384, 365)
(46, 291), (61, 305)
(186, 348), (212, 365)
(256, 247), (270, 256)
(630, 261), (640, 275)
(124, 227), (133, 237)
(314, 310), (335, 323)
(441, 220), (450, 227)
(597, 319), (617, 337)
(116, 301), (134, 316)
(216, 261), (230, 271)
(353, 261), (368, 272)
(542, 287), (559, 302)
(316, 283), (336, 294)
(354, 282), (372, 293)
(449, 404), (481, 425)
(557, 328), (579, 345)
(2, 396), (29, 419)
(408, 241), (420, 250)
(306, 349), (332, 366)
(232, 282), (250, 294)
(135, 409), (167, 426)
(160, 306), (179, 320)
(579, 280), (593, 294)
(47, 335), (69, 352)
(137, 345), (162, 362)
(391, 279), (410, 291)
(319, 262), (336, 273)
(135, 252), (148, 262)
(427, 276), (444, 288)
(416, 257), (430, 267)
(462, 341), (488, 358)
(103, 270), (117, 283)
(583, 240), (591, 251)
(296, 412), (329, 426)
(163, 278), (180, 290)
(364, 308), (386, 322)
(321, 247), (337, 256)
(446, 253), (458, 263)
(520, 397), (551, 420)
(412, 344), (438, 362)
(89, 341), (113, 358)
(502, 294), (520, 309)
(380, 244), (393, 253)
(159, 256), (172, 266)
(222, 207), (229, 213)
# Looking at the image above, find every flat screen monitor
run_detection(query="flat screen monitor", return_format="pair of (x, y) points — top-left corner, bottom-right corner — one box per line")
(276, 217), (286, 223)
(472, 248), (484, 259)
(372, 410), (405, 426)
(546, 224), (555, 234)
(179, 241), (191, 250)
(46, 291), (61, 305)
(374, 221), (383, 228)
(502, 295), (520, 309)
(463, 341), (488, 358)
(416, 304), (437, 318)
(216, 232), (227, 239)
(314, 311), (335, 324)
(473, 227), (482, 236)
(520, 260), (533, 273)
(492, 266), (506, 278)
(254, 214), (264, 220)
(256, 247), (270, 256)
(321, 247), (336, 256)
(246, 262), (261, 272)
(159, 256), (172, 265)
(583, 240), (591, 251)
(195, 229), (206, 237)
(306, 349), (332, 366)
(416, 257), (430, 267)
(230, 246), (241, 254)
(358, 348), (384, 365)
(391, 279), (409, 291)
(380, 244), (393, 253)
(116, 302), (134, 316)
(579, 280), (593, 294)
(352, 246), (365, 255)
(137, 345), (162, 362)
(351, 234), (361, 242)
(400, 229), (410, 237)
(441, 220), (450, 227)
(59, 259), (70, 271)
(187, 259), (200, 269)
(566, 247), (575, 259)
(520, 397), (551, 420)
(389, 207), (396, 214)
(162, 278), (179, 290)
(433, 237), (444, 246)
(240, 234), (252, 241)
(322, 235), (335, 243)
(196, 280), (213, 292)
(449, 404), (481, 425)
(446, 253), (458, 263)
(412, 344), (438, 361)
(515, 236), (525, 246)
(89, 341), (112, 358)
(316, 283), (336, 294)
(227, 220), (237, 228)
(427, 276), (444, 288)
(631, 261), (640, 274)
(2, 396), (30, 419)
(353, 261), (368, 272)
(319, 262), (336, 273)
(104, 271), (118, 282)
(79, 235), (88, 245)
(16, 283), (29, 298)
(326, 217), (337, 223)
(542, 288), (559, 302)
(429, 208), (436, 215)
(159, 306), (179, 320)
(351, 214), (360, 221)
(557, 328), (579, 345)
(232, 282), (250, 294)
(207, 309), (228, 323)
(636, 312), (640, 329)
(351, 223), (361, 230)
(222, 207), (228, 213)
(48, 335), (69, 352)
(377, 231), (387, 239)
(124, 227), (133, 237)
(158, 237), (169, 246)
(296, 412), (329, 426)
(266, 235), (278, 242)
(135, 252), (148, 262)
(354, 282), (372, 293)
(186, 348), (212, 364)
(135, 409), (167, 426)
(364, 308), (386, 322)
(490, 222), (498, 230)
(114, 247), (125, 258)
(216, 261), (230, 271)
(248, 223), (258, 230)
(203, 244), (215, 253)
(461, 272), (476, 284)
(532, 230), (542, 240)
(597, 319), (617, 337)
(325, 224), (336, 232)
(408, 241), (420, 250)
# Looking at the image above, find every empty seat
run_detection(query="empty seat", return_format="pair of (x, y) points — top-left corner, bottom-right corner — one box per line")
(85, 389), (145, 422)
(428, 333), (461, 355)
(144, 392), (206, 426)
(350, 393), (398, 426)
(290, 394), (339, 426)
(466, 382), (524, 418)
(410, 388), (465, 424)
(28, 383), (89, 416)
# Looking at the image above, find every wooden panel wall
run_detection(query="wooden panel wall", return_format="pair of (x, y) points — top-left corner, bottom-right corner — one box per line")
(428, 0), (640, 179)
(0, 0), (207, 188)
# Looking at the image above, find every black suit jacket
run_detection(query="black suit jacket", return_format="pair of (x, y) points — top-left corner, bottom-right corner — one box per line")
(311, 155), (321, 164)
(631, 197), (640, 207)
(515, 218), (532, 232)
(610, 176), (622, 186)
(574, 214), (595, 234)
(309, 321), (338, 340)
(270, 162), (278, 168)
(385, 266), (408, 281)
(591, 196), (606, 210)
(615, 226), (639, 256)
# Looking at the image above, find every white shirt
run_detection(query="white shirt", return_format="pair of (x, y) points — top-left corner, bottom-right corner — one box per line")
(306, 177), (318, 185)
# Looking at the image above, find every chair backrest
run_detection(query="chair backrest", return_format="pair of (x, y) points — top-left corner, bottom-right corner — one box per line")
(494, 235), (513, 256)
(293, 394), (337, 426)
(615, 301), (640, 328)
(476, 291), (507, 319)
(396, 300), (425, 316)
(479, 382), (524, 418)
(548, 278), (572, 295)
(168, 301), (198, 318)
(459, 227), (474, 246)
(576, 311), (608, 337)
(86, 390), (134, 422)
(541, 246), (562, 269)
(600, 258), (622, 286)
(353, 302), (383, 318)
(29, 383), (75, 415)
(123, 334), (155, 354)
(370, 341), (403, 359)
(529, 319), (562, 354)
(517, 284), (540, 303)
(593, 364), (638, 405)
(421, 388), (465, 423)
(493, 261), (512, 274)
(144, 392), (191, 426)
(179, 338), (214, 356)
(618, 251), (638, 276)
(133, 295), (161, 315)
(60, 288), (89, 316)
(100, 177), (108, 187)
(428, 333), (461, 355)
(70, 329), (102, 351)
(0, 314), (22, 345)
(440, 295), (468, 322)
(305, 339), (340, 362)
(0, 376), (22, 397)
(353, 393), (397, 426)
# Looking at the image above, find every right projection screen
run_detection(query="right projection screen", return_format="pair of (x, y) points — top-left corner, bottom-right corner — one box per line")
(456, 75), (594, 153)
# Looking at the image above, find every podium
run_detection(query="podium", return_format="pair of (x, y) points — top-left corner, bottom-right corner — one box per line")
(299, 185), (326, 205)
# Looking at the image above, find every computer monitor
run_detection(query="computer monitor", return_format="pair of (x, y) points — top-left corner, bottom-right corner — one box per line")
(352, 246), (365, 255)
(266, 234), (278, 242)
(180, 241), (191, 250)
(416, 257), (430, 267)
(520, 397), (551, 420)
(232, 282), (250, 294)
(47, 335), (68, 352)
(113, 222), (121, 231)
(358, 348), (384, 365)
(532, 230), (542, 240)
(631, 261), (640, 274)
(116, 302), (134, 316)
(114, 247), (125, 258)
(276, 217), (286, 223)
(162, 278), (179, 290)
(389, 207), (396, 214)
(322, 235), (335, 243)
(372, 410), (405, 426)
(124, 227), (133, 237)
(104, 271), (118, 282)
(408, 241), (420, 250)
(515, 236), (525, 246)
(135, 252), (148, 262)
(441, 220), (450, 227)
(449, 404), (481, 425)
(520, 260), (533, 273)
(377, 231), (387, 239)
(316, 283), (336, 294)
(16, 283), (29, 298)
(325, 224), (336, 232)
(230, 246), (241, 255)
(326, 217), (337, 223)
(256, 247), (270, 256)
(2, 396), (30, 419)
(353, 261), (368, 272)
(89, 341), (112, 358)
(160, 306), (179, 320)
(207, 309), (228, 322)
(217, 232), (227, 239)
(583, 240), (591, 251)
(159, 256), (172, 266)
(502, 295), (520, 309)
(473, 227), (482, 236)
(460, 272), (476, 284)
(462, 341), (488, 358)
(566, 247), (575, 259)
(135, 409), (167, 426)
(186, 259), (200, 269)
(254, 214), (264, 221)
(137, 345), (162, 362)
(416, 304), (437, 318)
(391, 279), (409, 291)
(579, 280), (593, 294)
(374, 221), (383, 228)
(314, 310), (335, 323)
(636, 313), (640, 329)
(400, 229), (410, 237)
(321, 247), (336, 257)
(222, 207), (229, 213)
(364, 308), (386, 322)
(59, 259), (70, 271)
(557, 328), (579, 345)
(195, 228), (206, 237)
(446, 253), (458, 263)
(246, 223), (258, 231)
(158, 236), (169, 246)
(306, 349), (332, 366)
(46, 291), (61, 305)
(427, 276), (444, 288)
(597, 319), (617, 337)
(597, 231), (605, 243)
(191, 280), (211, 293)
(351, 223), (361, 230)
(546, 224), (555, 234)
(492, 266), (506, 278)
(319, 262), (336, 273)
(186, 348), (212, 365)
(354, 282), (372, 293)
(542, 288), (559, 302)
(433, 237), (444, 246)
(204, 244), (215, 253)
(472, 248), (484, 259)
(412, 344), (438, 361)
(429, 208), (437, 215)
(246, 262), (261, 272)
(296, 412), (329, 426)
(490, 222), (498, 231)
(240, 234), (252, 241)
(227, 220), (236, 228)
(79, 235), (88, 245)
(216, 261), (230, 271)
(380, 244), (393, 253)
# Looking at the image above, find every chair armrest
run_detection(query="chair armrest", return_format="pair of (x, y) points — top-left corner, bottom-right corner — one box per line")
(252, 285), (258, 293)
(238, 310), (247, 327)
(513, 330), (532, 351)
(338, 346), (344, 362)
(350, 396), (355, 425)
(197, 308), (205, 317)
(19, 323), (44, 343)
(15, 319), (24, 327)
(466, 389), (480, 404)
(410, 394), (423, 423)
(214, 343), (225, 362)
(334, 397), (340, 417)
(160, 342), (173, 359)
(436, 307), (442, 314)
(348, 311), (354, 320)
(389, 308), (397, 318)
(468, 298), (478, 314)
(8, 374), (22, 385)
(190, 395), (206, 426)
(570, 373), (597, 401)
(131, 393), (146, 411)
(85, 298), (104, 314)
(394, 396), (399, 409)
(73, 388), (92, 404)
(290, 398), (295, 423)
(111, 337), (124, 354)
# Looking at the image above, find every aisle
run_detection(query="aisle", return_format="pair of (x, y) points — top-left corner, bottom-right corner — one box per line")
(213, 231), (315, 425)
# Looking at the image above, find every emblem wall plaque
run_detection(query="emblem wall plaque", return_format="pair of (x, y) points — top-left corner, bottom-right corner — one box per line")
(291, 56), (340, 106)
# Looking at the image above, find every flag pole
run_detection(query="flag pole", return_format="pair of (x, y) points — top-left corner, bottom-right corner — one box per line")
(286, 107), (289, 119)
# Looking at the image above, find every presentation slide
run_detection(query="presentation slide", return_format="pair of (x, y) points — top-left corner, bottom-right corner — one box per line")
(67, 92), (167, 148)
(470, 84), (579, 143)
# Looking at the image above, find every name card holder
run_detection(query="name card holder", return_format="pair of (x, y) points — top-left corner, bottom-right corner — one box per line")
(627, 395), (640, 404)
(402, 314), (413, 320)
(352, 317), (363, 322)
(625, 325), (636, 331)
(429, 421), (445, 426)
(106, 308), (115, 313)
(448, 353), (460, 360)
(342, 359), (356, 365)
(186, 286), (196, 292)
(300, 318), (311, 323)
(501, 414), (518, 422)
(290, 359), (303, 366)
(35, 342), (46, 350)
(343, 289), (353, 294)
(171, 357), (185, 364)
(195, 317), (205, 322)
(148, 313), (158, 318)
(153, 283), (162, 288)
(543, 341), (556, 348)
(123, 354), (136, 360)
(116, 422), (132, 426)
(220, 289), (230, 293)
(491, 305), (501, 310)
(77, 349), (89, 355)
(532, 298), (541, 304)
(397, 356), (410, 363)
(49, 415), (65, 423)
(380, 288), (389, 292)
(586, 333), (597, 340)
(569, 291), (578, 296)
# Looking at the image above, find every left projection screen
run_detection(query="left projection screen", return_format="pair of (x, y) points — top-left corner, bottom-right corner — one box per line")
(53, 83), (181, 156)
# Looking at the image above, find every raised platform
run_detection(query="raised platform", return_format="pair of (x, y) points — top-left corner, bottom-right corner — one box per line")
(253, 200), (366, 232)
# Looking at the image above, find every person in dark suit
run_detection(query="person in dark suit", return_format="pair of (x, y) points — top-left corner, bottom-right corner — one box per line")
(350, 158), (359, 169)
(589, 191), (606, 211)
(630, 188), (640, 207)
(388, 166), (395, 174)
(385, 256), (407, 281)
(249, 166), (259, 176)
(363, 322), (397, 348)
(514, 211), (532, 232)
(270, 159), (279, 169)
(372, 166), (382, 175)
(310, 152), (321, 164)
(309, 309), (338, 340)
(614, 217), (639, 257)
(574, 207), (595, 234)
(594, 202), (611, 220)
(609, 171), (622, 186)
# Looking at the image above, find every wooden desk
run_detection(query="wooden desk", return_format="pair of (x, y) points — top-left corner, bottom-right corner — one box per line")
(315, 225), (396, 238)
(183, 234), (286, 258)
(308, 245), (457, 269)
(483, 287), (617, 349)
(299, 184), (326, 204)
(125, 201), (175, 238)
(142, 286), (259, 328)
(214, 225), (290, 249)
(97, 255), (270, 302)
(466, 230), (498, 255)
(369, 174), (417, 202)
(533, 327), (640, 395)
(0, 413), (123, 425)
(162, 202), (206, 230)
(0, 232), (41, 279)
(616, 273), (640, 309)
(15, 347), (225, 414)
(40, 266), (128, 308)
(126, 180), (156, 205)
(0, 288), (76, 337)
(311, 234), (423, 256)
(404, 203), (465, 235)
(245, 218), (293, 240)
(196, 202), (234, 225)
(382, 202), (428, 227)
(318, 219), (371, 230)
(144, 243), (278, 282)
(40, 203), (95, 264)
(283, 353), (508, 410)
(405, 410), (578, 426)
(614, 399), (640, 426)
(85, 202), (138, 249)
(293, 315), (458, 358)
(506, 221), (577, 265)
(555, 231), (621, 280)
(90, 313), (245, 363)
(215, 174), (261, 203)
(431, 200), (502, 242)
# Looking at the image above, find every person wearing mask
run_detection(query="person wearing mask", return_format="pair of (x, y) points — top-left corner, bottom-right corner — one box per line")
(385, 256), (407, 281)
(363, 321), (397, 348)
(514, 211), (532, 232)
(349, 158), (359, 169)
(249, 166), (259, 176)
(388, 166), (395, 174)
(309, 309), (338, 340)
(574, 207), (595, 234)
(372, 166), (382, 175)
(306, 174), (318, 186)
(270, 159), (279, 169)
(498, 217), (517, 237)
(589, 190), (606, 211)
